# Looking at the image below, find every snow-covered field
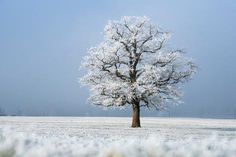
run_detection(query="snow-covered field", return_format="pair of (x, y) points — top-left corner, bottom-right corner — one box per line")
(0, 117), (236, 157)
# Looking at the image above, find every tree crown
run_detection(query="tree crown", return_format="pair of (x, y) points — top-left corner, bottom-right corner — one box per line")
(80, 16), (196, 110)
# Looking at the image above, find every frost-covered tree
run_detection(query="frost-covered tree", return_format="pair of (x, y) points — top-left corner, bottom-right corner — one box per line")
(80, 16), (196, 127)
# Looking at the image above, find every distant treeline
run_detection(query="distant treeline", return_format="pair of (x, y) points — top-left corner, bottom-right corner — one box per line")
(0, 107), (6, 116)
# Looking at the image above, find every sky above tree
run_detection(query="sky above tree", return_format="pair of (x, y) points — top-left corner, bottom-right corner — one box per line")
(0, 0), (236, 117)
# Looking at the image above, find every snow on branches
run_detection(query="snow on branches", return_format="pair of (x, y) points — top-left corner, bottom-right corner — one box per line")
(80, 16), (196, 110)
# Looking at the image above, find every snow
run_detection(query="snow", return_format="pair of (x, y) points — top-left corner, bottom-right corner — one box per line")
(0, 117), (236, 157)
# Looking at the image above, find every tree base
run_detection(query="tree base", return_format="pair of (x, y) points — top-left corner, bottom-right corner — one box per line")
(131, 124), (141, 128)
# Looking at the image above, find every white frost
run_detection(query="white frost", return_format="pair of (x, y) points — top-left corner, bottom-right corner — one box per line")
(80, 16), (196, 110)
(0, 117), (236, 157)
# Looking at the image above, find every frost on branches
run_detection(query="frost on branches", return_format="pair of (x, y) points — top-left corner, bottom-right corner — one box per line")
(80, 16), (196, 127)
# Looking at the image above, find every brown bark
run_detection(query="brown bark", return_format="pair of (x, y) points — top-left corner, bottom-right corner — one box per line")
(131, 101), (141, 127)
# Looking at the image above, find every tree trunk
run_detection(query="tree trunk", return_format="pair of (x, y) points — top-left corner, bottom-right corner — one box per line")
(131, 101), (141, 127)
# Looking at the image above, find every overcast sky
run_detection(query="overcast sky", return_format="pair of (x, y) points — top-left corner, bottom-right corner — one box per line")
(0, 0), (236, 118)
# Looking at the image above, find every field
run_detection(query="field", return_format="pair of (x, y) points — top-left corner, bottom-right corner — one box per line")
(0, 117), (236, 157)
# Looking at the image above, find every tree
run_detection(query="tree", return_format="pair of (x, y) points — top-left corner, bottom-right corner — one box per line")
(80, 16), (196, 127)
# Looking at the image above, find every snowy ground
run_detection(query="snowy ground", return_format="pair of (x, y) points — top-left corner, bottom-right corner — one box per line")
(0, 117), (236, 157)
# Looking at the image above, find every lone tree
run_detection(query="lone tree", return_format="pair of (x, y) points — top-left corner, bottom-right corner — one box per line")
(80, 16), (196, 127)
